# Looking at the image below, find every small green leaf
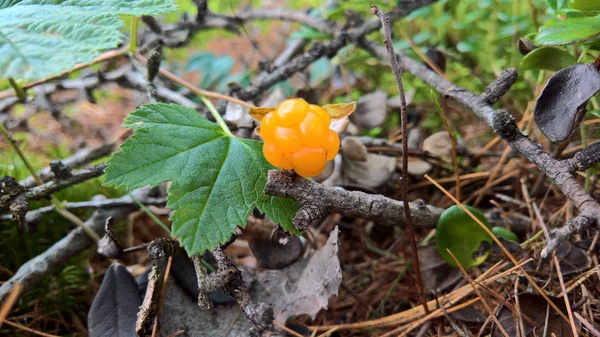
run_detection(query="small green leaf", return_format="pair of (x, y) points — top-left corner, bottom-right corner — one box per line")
(435, 205), (493, 268)
(0, 0), (178, 81)
(491, 227), (519, 243)
(520, 47), (577, 71)
(105, 104), (299, 255)
(535, 17), (600, 46)
(590, 110), (600, 118)
(569, 0), (600, 11)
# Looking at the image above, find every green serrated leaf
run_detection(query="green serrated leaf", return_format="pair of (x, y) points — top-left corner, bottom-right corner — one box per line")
(104, 103), (299, 255)
(535, 17), (600, 46)
(0, 0), (178, 81)
(519, 46), (577, 71)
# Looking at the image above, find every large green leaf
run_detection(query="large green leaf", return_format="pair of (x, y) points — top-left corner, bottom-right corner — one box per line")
(535, 17), (600, 45)
(435, 205), (492, 268)
(0, 0), (178, 81)
(569, 0), (600, 11)
(104, 104), (299, 255)
(519, 46), (577, 71)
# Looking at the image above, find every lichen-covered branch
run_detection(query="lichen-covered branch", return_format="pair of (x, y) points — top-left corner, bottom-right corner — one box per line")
(265, 170), (443, 230)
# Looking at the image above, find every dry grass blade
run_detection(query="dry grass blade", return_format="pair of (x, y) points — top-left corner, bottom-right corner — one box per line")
(1, 320), (60, 337)
(423, 174), (577, 331)
(317, 327), (339, 337)
(574, 312), (600, 336)
(311, 260), (530, 332)
(274, 320), (305, 337)
(553, 256), (578, 337)
(445, 249), (510, 337)
(0, 282), (21, 329)
(134, 54), (253, 109)
(166, 330), (185, 337)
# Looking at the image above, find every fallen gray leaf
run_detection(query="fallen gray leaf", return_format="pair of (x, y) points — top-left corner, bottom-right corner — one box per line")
(405, 157), (432, 176)
(157, 229), (342, 334)
(259, 87), (287, 107)
(158, 281), (251, 337)
(341, 137), (368, 161)
(352, 90), (388, 128)
(423, 131), (453, 163)
(245, 228), (341, 322)
(419, 243), (462, 293)
(341, 153), (396, 189)
(224, 101), (245, 123)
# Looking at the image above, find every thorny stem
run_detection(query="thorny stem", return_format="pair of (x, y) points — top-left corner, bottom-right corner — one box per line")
(8, 78), (26, 101)
(371, 6), (428, 315)
(0, 122), (101, 241)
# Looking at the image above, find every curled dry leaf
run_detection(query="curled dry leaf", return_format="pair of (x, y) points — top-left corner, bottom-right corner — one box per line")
(341, 137), (368, 161)
(534, 63), (600, 142)
(418, 243), (462, 293)
(351, 90), (388, 128)
(341, 153), (396, 189)
(492, 293), (577, 337)
(157, 228), (342, 333)
(248, 227), (341, 322)
(541, 240), (591, 278)
(423, 131), (453, 163)
(249, 101), (356, 121)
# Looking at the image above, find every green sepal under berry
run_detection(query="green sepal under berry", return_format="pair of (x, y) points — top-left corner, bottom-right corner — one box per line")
(104, 103), (299, 255)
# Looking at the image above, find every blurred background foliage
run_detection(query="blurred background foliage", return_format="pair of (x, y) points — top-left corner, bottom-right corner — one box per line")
(0, 0), (584, 334)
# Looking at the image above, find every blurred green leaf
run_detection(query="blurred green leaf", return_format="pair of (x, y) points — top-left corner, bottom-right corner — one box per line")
(309, 57), (336, 87)
(535, 17), (600, 45)
(569, 0), (600, 11)
(520, 46), (577, 71)
(0, 0), (178, 81)
(435, 205), (492, 268)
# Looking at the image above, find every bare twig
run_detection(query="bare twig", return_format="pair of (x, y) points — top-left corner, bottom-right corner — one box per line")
(264, 170), (443, 229)
(0, 187), (154, 303)
(19, 143), (116, 188)
(371, 5), (427, 315)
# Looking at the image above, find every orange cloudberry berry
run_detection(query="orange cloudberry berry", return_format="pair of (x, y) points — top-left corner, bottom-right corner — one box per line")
(260, 98), (340, 177)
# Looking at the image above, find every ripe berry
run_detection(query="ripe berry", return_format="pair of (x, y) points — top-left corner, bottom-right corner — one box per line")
(260, 98), (339, 177)
(275, 99), (309, 127)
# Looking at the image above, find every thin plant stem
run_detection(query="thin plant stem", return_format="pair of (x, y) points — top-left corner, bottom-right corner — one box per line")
(371, 6), (428, 314)
(200, 96), (234, 137)
(0, 122), (101, 241)
(372, 260), (412, 318)
(8, 78), (26, 101)
(127, 192), (171, 234)
(129, 16), (138, 53)
(431, 89), (460, 200)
